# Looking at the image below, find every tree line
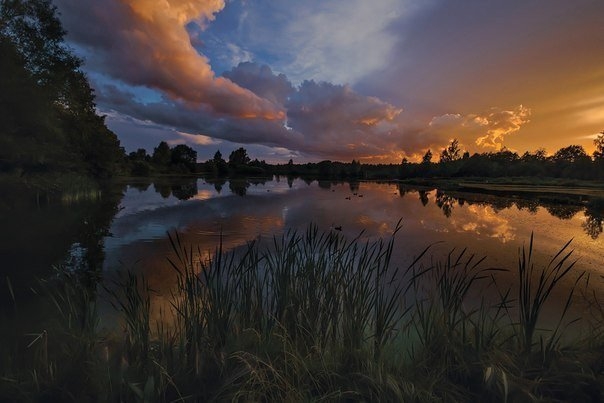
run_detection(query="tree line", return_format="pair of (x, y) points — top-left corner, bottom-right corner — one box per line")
(399, 136), (604, 180)
(191, 134), (604, 181)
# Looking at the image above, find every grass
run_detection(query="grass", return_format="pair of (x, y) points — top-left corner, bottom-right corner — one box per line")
(1, 224), (604, 401)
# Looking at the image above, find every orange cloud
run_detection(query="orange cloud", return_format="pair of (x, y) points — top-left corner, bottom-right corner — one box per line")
(62, 0), (284, 119)
(474, 106), (531, 149)
(418, 105), (531, 156)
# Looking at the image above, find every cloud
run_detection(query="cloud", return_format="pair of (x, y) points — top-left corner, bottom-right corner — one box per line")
(172, 132), (219, 146)
(231, 0), (425, 85)
(96, 59), (531, 163)
(474, 106), (531, 149)
(54, 0), (283, 119)
(95, 72), (407, 161)
(419, 105), (531, 154)
(223, 62), (294, 106)
(95, 81), (300, 148)
(284, 80), (404, 160)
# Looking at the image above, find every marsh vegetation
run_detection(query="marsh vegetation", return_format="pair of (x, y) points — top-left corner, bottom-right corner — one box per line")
(2, 222), (604, 401)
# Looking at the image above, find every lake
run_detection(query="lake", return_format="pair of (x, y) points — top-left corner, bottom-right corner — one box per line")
(2, 177), (603, 327)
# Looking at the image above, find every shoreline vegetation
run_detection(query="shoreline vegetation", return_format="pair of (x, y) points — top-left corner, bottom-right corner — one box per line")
(2, 225), (604, 401)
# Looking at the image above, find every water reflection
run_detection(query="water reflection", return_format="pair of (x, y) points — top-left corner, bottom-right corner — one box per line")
(435, 190), (456, 218)
(1, 182), (125, 335)
(4, 177), (603, 336)
(582, 199), (604, 239)
(104, 179), (604, 285)
(229, 179), (249, 196)
(26, 178), (583, 327)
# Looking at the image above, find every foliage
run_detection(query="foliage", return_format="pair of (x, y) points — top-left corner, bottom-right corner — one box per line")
(151, 141), (171, 166)
(228, 147), (251, 167)
(439, 138), (461, 163)
(0, 0), (123, 179)
(422, 149), (433, 164)
(126, 143), (197, 175)
(170, 144), (197, 171)
(594, 132), (604, 160)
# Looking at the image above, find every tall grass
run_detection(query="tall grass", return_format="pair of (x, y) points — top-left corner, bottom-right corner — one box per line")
(1, 225), (603, 401)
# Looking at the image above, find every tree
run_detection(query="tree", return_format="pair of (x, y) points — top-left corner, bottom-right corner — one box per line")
(152, 141), (171, 166)
(0, 0), (123, 177)
(129, 148), (149, 161)
(421, 149), (433, 164)
(553, 145), (592, 179)
(209, 149), (228, 176)
(213, 150), (224, 164)
(553, 145), (589, 163)
(593, 131), (604, 160)
(171, 144), (197, 170)
(229, 147), (251, 166)
(440, 139), (461, 163)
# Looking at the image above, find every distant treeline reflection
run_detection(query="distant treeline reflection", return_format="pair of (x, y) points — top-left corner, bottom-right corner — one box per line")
(129, 177), (604, 240)
(397, 185), (604, 240)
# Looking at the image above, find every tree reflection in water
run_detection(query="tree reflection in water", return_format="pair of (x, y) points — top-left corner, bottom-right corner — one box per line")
(545, 205), (582, 220)
(418, 190), (429, 206)
(229, 179), (250, 196)
(514, 199), (540, 214)
(171, 179), (198, 200)
(582, 199), (604, 239)
(154, 181), (172, 198)
(435, 190), (455, 218)
(419, 188), (604, 240)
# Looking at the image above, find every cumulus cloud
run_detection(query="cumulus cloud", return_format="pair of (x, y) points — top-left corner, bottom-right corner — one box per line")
(285, 80), (403, 160)
(95, 69), (407, 161)
(474, 106), (531, 149)
(223, 62), (294, 106)
(54, 1), (532, 163)
(55, 0), (283, 119)
(235, 0), (423, 85)
(95, 58), (531, 163)
(418, 105), (531, 155)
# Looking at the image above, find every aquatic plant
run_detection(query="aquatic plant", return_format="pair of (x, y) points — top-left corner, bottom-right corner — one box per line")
(1, 225), (602, 401)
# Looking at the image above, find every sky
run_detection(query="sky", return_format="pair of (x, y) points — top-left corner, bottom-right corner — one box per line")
(54, 0), (604, 163)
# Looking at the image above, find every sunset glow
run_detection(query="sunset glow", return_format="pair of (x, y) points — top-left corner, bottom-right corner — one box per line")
(54, 0), (604, 162)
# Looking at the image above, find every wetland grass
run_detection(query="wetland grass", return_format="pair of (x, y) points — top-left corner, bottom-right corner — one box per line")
(1, 224), (603, 401)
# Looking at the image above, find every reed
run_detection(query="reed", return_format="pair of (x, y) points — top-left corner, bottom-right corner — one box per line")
(1, 225), (602, 401)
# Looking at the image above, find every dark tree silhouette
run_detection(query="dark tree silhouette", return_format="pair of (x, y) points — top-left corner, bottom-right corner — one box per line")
(593, 132), (604, 158)
(229, 147), (251, 166)
(440, 139), (461, 163)
(152, 141), (171, 166)
(553, 145), (590, 163)
(0, 0), (123, 178)
(422, 149), (433, 164)
(436, 190), (455, 217)
(171, 144), (197, 170)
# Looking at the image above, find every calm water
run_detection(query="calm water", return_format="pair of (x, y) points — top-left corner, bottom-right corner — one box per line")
(2, 177), (604, 324)
(100, 178), (604, 307)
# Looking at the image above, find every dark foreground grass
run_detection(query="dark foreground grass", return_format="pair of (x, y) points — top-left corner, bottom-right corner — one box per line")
(2, 223), (604, 401)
